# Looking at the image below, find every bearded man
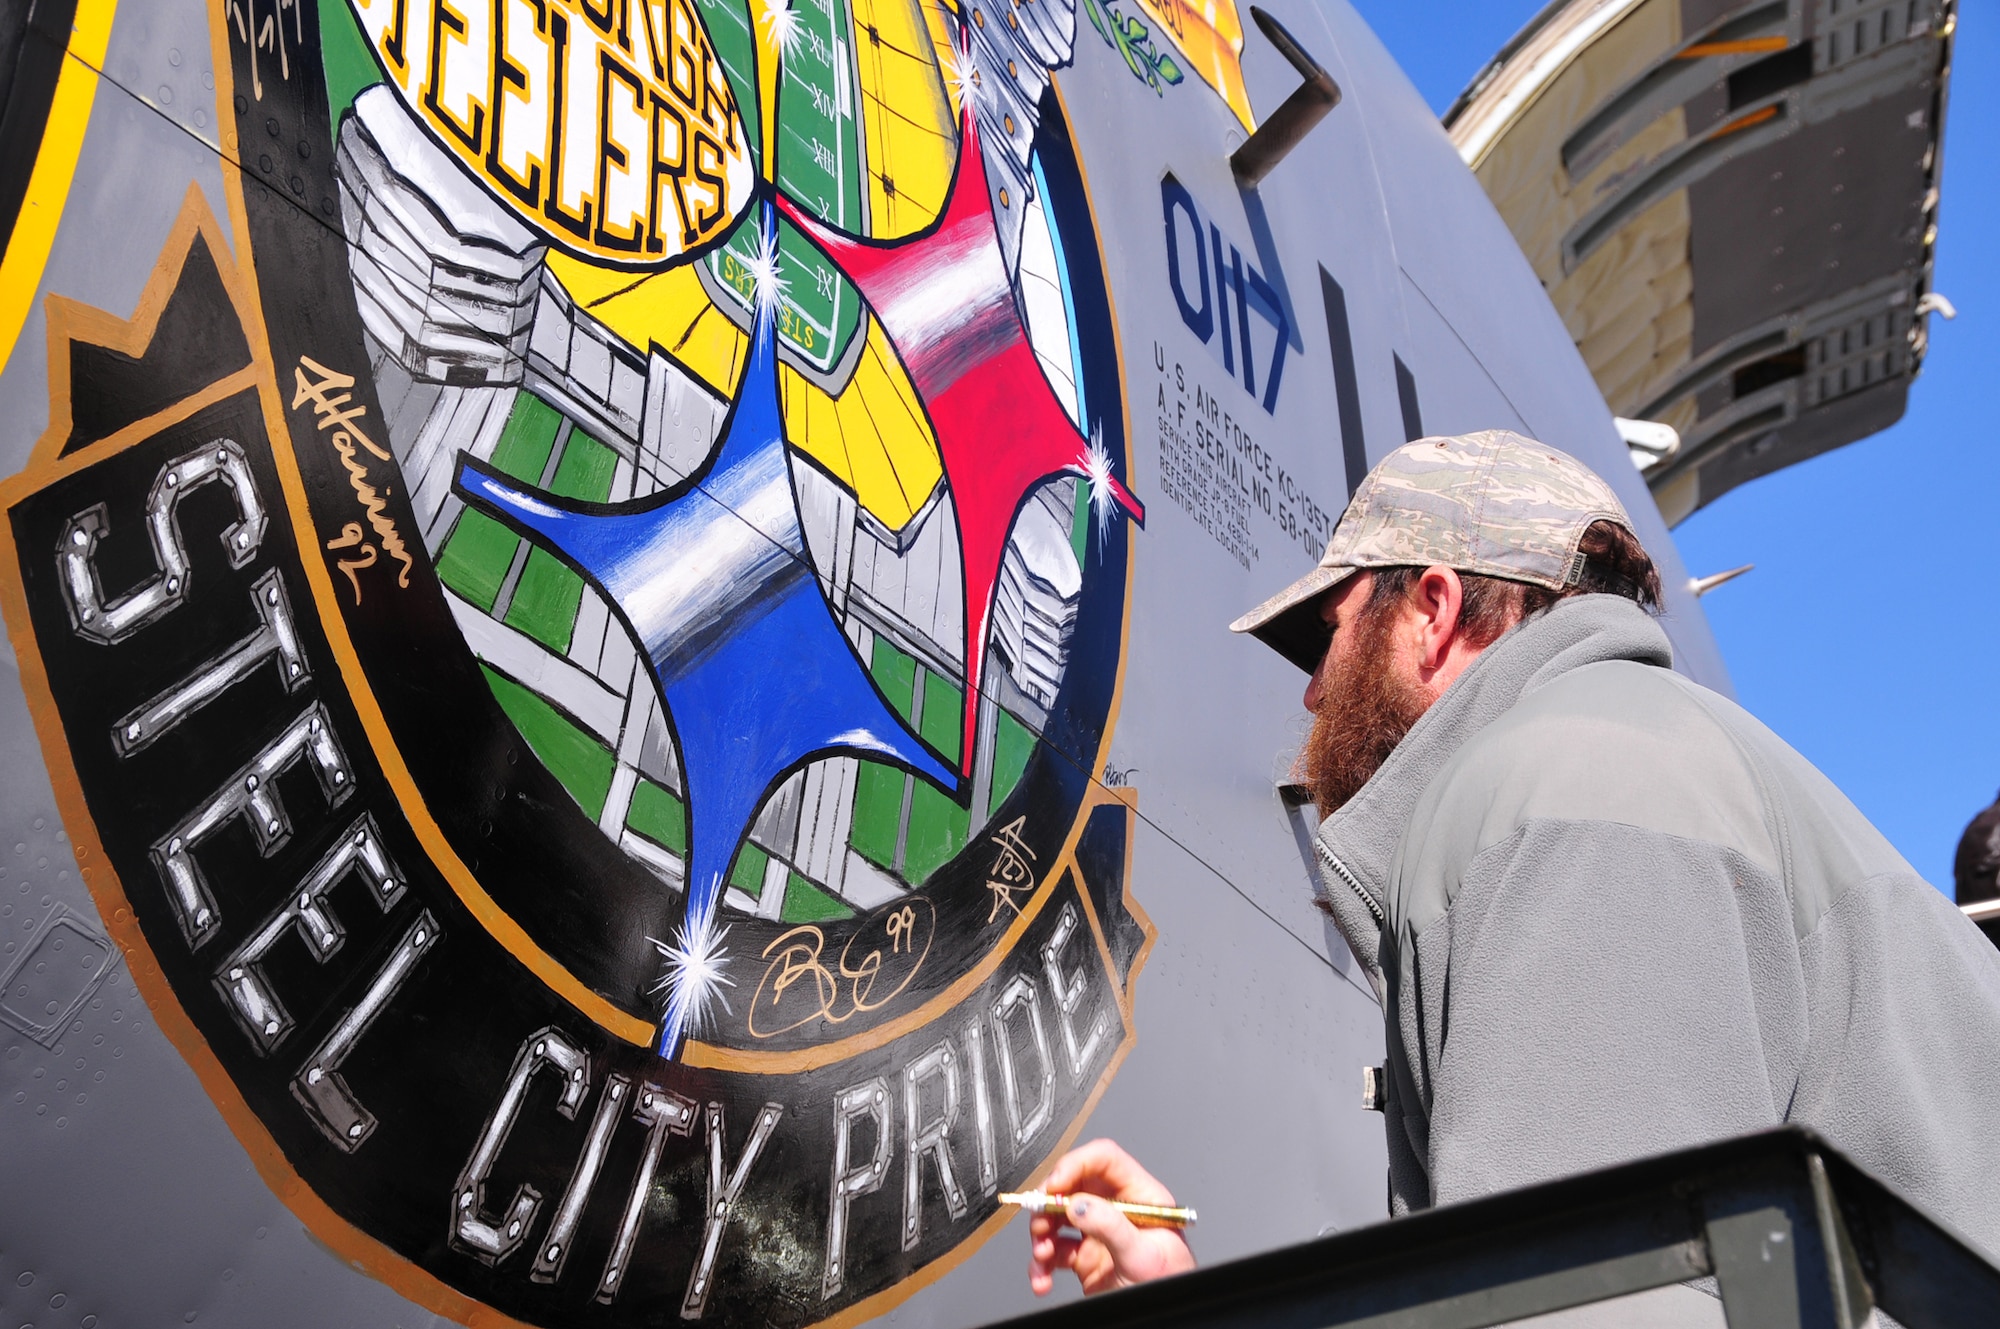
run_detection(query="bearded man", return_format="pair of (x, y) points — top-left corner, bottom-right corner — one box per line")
(1026, 431), (2000, 1306)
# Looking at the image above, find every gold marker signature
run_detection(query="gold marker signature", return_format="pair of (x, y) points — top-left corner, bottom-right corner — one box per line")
(324, 521), (377, 604)
(985, 816), (1037, 922)
(290, 355), (415, 603)
(747, 898), (934, 1038)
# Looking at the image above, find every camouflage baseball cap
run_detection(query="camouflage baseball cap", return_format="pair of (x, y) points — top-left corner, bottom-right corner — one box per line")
(1229, 430), (1637, 672)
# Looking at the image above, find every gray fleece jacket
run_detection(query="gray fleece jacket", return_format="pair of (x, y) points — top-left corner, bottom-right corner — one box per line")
(1313, 595), (2000, 1256)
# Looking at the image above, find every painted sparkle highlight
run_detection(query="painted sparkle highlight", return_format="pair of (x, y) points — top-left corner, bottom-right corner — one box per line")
(650, 913), (737, 1042)
(1072, 426), (1123, 549)
(760, 0), (803, 60)
(744, 213), (789, 314)
(939, 43), (978, 115)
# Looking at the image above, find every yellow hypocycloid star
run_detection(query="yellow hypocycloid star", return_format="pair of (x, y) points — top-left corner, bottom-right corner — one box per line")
(543, 0), (968, 532)
(548, 251), (945, 533)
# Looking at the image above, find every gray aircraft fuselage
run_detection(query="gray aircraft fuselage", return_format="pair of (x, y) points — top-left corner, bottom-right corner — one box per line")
(0, 0), (1725, 1326)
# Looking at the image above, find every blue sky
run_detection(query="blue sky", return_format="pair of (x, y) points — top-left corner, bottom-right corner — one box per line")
(1349, 1), (1996, 893)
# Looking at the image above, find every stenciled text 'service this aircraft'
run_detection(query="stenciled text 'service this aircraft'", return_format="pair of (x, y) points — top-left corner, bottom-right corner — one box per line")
(0, 0), (1955, 1325)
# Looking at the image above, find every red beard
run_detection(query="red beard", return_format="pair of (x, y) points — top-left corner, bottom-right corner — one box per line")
(1301, 594), (1430, 817)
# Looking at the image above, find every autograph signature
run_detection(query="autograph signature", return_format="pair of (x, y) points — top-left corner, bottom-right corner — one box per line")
(290, 355), (414, 604)
(985, 816), (1038, 923)
(748, 898), (933, 1038)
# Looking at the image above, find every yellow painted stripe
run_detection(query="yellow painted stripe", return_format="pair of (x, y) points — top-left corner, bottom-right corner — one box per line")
(0, 0), (121, 369)
(1708, 103), (1780, 140)
(1678, 36), (1790, 58)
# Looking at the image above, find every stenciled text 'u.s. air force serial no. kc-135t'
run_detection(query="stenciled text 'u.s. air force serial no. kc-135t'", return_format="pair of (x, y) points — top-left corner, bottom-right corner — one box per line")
(0, 0), (1954, 1325)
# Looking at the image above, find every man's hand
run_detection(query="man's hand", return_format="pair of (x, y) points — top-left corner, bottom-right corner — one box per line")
(1027, 1139), (1196, 1296)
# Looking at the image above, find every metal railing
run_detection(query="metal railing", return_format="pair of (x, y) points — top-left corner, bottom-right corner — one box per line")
(989, 1127), (2000, 1328)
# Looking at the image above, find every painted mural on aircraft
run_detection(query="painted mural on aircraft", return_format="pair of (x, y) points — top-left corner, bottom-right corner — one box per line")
(0, 0), (1323, 1320)
(1, 0), (1767, 1322)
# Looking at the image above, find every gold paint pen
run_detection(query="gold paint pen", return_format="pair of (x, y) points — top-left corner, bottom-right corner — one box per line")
(998, 1190), (1197, 1230)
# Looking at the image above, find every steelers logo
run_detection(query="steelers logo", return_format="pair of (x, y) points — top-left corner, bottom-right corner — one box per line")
(0, 0), (1153, 1322)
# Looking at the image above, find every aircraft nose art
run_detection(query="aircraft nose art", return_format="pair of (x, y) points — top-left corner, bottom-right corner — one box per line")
(0, 0), (1739, 1323)
(0, 0), (1160, 1323)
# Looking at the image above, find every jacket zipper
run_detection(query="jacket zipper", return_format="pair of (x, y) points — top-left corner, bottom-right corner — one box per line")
(1316, 841), (1384, 925)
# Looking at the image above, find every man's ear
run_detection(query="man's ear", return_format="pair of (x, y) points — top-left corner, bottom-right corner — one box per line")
(1413, 566), (1465, 674)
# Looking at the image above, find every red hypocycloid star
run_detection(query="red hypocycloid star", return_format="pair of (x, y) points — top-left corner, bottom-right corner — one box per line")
(778, 104), (1143, 774)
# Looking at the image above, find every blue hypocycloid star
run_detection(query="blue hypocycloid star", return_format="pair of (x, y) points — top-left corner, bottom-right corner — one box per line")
(453, 203), (958, 1059)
